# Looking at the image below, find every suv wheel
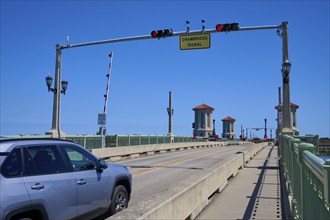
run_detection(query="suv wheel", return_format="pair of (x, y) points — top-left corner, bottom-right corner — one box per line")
(14, 218), (33, 220)
(12, 212), (35, 220)
(110, 185), (128, 215)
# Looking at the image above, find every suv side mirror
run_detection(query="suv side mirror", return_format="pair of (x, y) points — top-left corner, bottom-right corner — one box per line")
(97, 159), (108, 173)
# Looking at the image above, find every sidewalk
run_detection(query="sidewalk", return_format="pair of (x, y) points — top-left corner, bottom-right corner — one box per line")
(197, 145), (283, 220)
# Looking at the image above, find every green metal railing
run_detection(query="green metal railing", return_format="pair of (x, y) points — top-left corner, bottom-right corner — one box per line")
(280, 134), (330, 220)
(1, 134), (207, 150)
(66, 135), (102, 150)
(66, 135), (206, 149)
(107, 135), (205, 148)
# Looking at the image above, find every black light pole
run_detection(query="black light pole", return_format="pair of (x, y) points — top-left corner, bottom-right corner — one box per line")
(167, 91), (174, 142)
(264, 118), (267, 139)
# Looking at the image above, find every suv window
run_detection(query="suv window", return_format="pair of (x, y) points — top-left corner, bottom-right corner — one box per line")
(62, 145), (97, 172)
(23, 145), (66, 175)
(1, 148), (22, 177)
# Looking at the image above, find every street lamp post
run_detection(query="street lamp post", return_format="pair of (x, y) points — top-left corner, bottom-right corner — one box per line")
(281, 22), (293, 134)
(45, 44), (68, 138)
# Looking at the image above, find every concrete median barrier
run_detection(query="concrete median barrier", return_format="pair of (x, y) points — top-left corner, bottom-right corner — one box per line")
(92, 142), (227, 161)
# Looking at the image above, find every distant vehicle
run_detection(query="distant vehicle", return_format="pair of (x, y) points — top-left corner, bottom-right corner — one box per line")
(209, 135), (220, 141)
(251, 137), (261, 143)
(0, 138), (132, 220)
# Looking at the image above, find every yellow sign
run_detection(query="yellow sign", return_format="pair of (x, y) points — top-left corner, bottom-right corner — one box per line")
(180, 33), (210, 50)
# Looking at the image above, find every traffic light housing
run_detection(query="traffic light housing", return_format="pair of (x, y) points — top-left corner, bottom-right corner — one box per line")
(151, 29), (173, 38)
(215, 23), (240, 32)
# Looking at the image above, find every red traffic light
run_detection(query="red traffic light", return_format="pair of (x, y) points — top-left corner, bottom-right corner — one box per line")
(151, 30), (158, 38)
(215, 23), (239, 32)
(215, 24), (223, 31)
(151, 29), (173, 38)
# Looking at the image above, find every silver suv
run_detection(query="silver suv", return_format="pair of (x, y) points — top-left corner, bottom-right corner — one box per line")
(0, 138), (132, 220)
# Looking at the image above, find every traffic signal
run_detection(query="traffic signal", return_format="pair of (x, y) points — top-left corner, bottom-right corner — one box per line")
(151, 29), (173, 38)
(215, 23), (239, 32)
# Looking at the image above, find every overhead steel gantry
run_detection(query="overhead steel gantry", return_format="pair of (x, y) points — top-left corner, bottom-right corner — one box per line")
(47, 22), (292, 140)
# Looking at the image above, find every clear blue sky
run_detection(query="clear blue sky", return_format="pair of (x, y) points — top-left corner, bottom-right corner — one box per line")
(1, 0), (329, 138)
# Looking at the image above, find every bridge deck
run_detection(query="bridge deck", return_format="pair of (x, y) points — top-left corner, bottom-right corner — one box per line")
(197, 144), (284, 220)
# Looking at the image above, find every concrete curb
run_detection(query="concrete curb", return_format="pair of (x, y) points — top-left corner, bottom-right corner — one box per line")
(108, 142), (267, 220)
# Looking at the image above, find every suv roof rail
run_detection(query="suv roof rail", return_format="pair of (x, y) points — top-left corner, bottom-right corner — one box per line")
(0, 138), (76, 143)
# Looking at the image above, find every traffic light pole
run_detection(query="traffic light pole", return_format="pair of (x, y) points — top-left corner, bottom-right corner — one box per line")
(51, 22), (291, 139)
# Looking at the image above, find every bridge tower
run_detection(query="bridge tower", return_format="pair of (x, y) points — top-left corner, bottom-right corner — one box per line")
(275, 102), (299, 136)
(222, 116), (236, 139)
(192, 104), (215, 138)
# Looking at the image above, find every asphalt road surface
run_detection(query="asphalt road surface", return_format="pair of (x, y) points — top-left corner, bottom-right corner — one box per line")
(117, 144), (254, 207)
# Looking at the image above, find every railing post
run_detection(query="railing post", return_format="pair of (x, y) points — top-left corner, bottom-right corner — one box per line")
(291, 199), (298, 220)
(286, 136), (300, 194)
(323, 159), (330, 212)
(296, 143), (315, 219)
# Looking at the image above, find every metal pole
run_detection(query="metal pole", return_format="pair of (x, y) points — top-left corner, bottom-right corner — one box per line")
(281, 22), (292, 133)
(213, 119), (216, 136)
(101, 52), (113, 148)
(276, 87), (282, 139)
(264, 118), (267, 138)
(46, 44), (64, 138)
(167, 91), (173, 138)
(241, 125), (243, 137)
(270, 129), (272, 139)
(103, 52), (114, 115)
(61, 25), (281, 51)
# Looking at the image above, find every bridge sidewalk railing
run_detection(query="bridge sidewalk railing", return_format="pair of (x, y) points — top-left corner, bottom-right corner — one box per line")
(280, 134), (330, 220)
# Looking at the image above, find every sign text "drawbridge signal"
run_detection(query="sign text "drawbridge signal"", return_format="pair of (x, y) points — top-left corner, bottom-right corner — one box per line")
(180, 33), (210, 50)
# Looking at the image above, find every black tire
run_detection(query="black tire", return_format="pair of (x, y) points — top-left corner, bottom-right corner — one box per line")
(12, 214), (34, 220)
(110, 185), (128, 215)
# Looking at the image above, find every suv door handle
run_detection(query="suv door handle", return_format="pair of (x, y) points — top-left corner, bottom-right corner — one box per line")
(77, 179), (87, 185)
(31, 183), (45, 190)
